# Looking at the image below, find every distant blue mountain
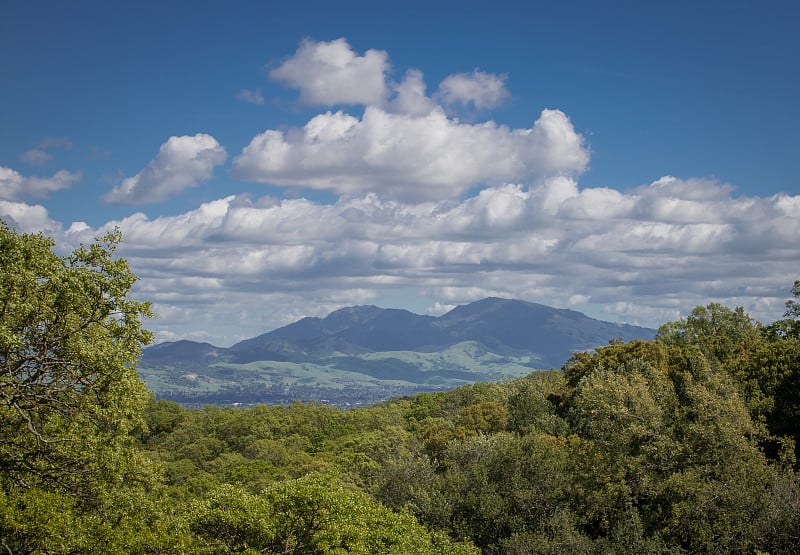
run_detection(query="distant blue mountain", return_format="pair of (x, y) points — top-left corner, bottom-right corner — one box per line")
(144, 298), (655, 370)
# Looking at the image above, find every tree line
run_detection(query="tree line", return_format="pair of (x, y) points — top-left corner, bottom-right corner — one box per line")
(1, 222), (798, 553)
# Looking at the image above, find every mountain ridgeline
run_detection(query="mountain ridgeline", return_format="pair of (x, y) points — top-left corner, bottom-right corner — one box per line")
(140, 298), (655, 406)
(225, 298), (652, 365)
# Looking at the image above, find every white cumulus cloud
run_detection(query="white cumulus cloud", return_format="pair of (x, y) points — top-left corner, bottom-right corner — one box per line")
(0, 200), (61, 235)
(233, 107), (589, 202)
(270, 38), (390, 106)
(251, 39), (542, 204)
(103, 134), (227, 205)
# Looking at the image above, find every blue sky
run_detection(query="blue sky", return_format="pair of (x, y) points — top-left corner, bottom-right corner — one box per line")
(1, 0), (798, 345)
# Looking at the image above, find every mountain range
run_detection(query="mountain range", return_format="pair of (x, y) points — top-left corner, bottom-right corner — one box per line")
(139, 298), (655, 407)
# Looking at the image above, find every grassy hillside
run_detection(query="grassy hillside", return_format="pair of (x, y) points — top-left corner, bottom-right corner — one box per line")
(138, 341), (539, 407)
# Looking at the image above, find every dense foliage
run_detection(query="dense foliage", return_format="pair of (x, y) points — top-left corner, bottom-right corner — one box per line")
(1, 223), (799, 553)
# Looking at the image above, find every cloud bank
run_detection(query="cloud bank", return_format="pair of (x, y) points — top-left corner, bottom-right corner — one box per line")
(31, 175), (793, 345)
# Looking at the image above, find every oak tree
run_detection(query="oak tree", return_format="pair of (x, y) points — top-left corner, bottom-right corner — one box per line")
(0, 222), (153, 492)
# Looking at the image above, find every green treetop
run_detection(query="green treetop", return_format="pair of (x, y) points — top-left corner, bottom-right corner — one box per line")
(0, 221), (153, 493)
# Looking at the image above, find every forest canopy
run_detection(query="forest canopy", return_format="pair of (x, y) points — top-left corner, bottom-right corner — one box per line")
(1, 223), (798, 553)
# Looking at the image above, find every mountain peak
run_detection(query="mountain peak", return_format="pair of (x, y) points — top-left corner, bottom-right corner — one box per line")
(327, 304), (382, 317)
(323, 305), (384, 329)
(140, 298), (657, 406)
(443, 297), (553, 319)
(218, 297), (654, 366)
